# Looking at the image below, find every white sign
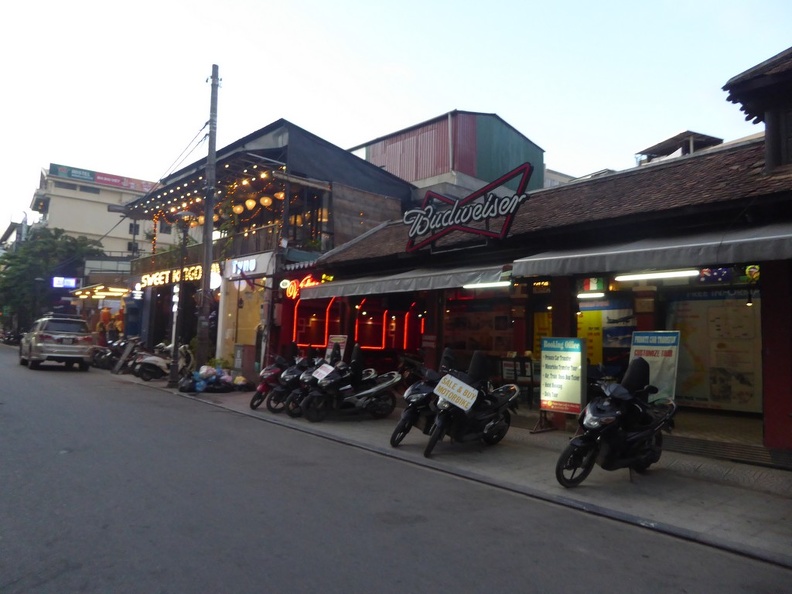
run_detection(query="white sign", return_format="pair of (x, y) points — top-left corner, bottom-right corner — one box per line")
(312, 363), (335, 380)
(434, 374), (478, 411)
(630, 331), (680, 402)
(540, 337), (586, 414)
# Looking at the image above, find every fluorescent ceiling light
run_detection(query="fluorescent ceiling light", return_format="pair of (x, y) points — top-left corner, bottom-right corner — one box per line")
(462, 281), (511, 289)
(614, 270), (699, 282)
(577, 292), (605, 299)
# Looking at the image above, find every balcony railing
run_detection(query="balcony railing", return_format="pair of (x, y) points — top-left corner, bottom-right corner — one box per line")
(131, 225), (281, 276)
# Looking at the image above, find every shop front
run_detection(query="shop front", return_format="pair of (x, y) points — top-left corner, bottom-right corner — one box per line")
(217, 252), (275, 379)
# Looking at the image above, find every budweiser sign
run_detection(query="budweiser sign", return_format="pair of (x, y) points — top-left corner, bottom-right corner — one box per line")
(403, 162), (533, 252)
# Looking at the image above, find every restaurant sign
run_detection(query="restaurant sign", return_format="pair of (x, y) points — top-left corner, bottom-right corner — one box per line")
(402, 162), (533, 252)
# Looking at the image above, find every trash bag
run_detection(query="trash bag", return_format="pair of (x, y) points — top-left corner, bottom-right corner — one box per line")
(178, 376), (196, 392)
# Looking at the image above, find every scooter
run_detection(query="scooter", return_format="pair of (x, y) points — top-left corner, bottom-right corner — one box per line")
(302, 344), (402, 423)
(249, 343), (298, 410)
(134, 344), (195, 381)
(423, 350), (520, 458)
(284, 344), (342, 418)
(263, 347), (318, 413)
(555, 356), (677, 488)
(389, 347), (456, 447)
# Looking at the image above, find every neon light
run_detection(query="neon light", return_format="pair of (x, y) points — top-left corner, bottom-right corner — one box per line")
(285, 275), (322, 300)
(324, 297), (335, 347)
(292, 298), (301, 342)
(403, 311), (410, 350)
(421, 318), (425, 333)
(360, 309), (389, 350)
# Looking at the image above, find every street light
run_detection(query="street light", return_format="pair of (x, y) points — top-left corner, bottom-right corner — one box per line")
(167, 212), (192, 388)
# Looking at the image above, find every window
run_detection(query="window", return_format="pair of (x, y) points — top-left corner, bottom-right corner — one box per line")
(159, 220), (172, 234)
(129, 222), (140, 235)
(78, 185), (101, 194)
(54, 181), (78, 191)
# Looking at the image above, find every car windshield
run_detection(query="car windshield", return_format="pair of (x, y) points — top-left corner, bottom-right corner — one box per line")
(42, 320), (90, 333)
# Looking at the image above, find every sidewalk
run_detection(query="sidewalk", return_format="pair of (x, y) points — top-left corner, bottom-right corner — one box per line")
(144, 380), (792, 569)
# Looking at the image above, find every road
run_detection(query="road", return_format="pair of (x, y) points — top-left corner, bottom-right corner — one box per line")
(1, 347), (790, 593)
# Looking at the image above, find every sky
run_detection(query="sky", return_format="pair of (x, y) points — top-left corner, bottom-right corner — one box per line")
(2, 0), (791, 232)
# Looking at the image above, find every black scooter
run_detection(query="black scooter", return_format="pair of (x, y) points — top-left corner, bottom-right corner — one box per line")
(423, 350), (519, 458)
(555, 356), (677, 488)
(389, 347), (455, 447)
(284, 344), (343, 418)
(302, 344), (401, 423)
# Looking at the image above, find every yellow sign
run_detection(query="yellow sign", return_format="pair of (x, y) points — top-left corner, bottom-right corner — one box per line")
(140, 263), (220, 288)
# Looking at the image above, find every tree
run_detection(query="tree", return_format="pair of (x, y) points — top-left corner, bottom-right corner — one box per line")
(0, 227), (105, 329)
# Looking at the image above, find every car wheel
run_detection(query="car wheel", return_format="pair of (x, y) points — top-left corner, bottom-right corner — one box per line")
(79, 362), (90, 372)
(29, 360), (41, 370)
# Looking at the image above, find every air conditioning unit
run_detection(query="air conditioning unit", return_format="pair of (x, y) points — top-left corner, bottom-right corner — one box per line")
(127, 242), (139, 253)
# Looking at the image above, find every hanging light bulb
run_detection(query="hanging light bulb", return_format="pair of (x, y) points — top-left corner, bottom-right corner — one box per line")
(260, 195), (273, 207)
(232, 204), (244, 215)
(274, 191), (285, 200)
(198, 215), (205, 225)
(245, 198), (257, 210)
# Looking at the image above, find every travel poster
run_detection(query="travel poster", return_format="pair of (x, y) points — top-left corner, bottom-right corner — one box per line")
(630, 331), (680, 402)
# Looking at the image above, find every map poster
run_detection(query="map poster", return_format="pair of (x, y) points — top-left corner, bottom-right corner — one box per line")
(665, 291), (762, 413)
(629, 331), (680, 401)
(540, 338), (586, 414)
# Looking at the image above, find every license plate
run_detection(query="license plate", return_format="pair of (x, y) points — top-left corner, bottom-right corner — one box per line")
(59, 337), (75, 345)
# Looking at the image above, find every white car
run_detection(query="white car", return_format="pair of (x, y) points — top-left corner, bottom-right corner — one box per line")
(19, 313), (94, 371)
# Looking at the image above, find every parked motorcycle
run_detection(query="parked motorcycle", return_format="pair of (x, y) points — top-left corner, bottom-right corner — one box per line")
(249, 343), (298, 410)
(284, 344), (342, 418)
(302, 344), (402, 423)
(423, 350), (519, 458)
(264, 347), (318, 413)
(389, 347), (456, 447)
(134, 344), (195, 381)
(555, 356), (677, 488)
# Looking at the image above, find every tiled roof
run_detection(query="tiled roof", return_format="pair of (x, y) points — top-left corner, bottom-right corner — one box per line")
(319, 137), (792, 267)
(723, 46), (792, 123)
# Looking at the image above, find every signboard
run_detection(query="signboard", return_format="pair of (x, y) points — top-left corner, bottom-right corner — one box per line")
(434, 374), (478, 411)
(540, 338), (586, 414)
(49, 163), (156, 193)
(402, 162), (533, 251)
(325, 335), (348, 361)
(630, 331), (680, 402)
(312, 363), (335, 380)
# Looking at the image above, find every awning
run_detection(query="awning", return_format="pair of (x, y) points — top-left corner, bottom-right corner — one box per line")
(513, 222), (792, 277)
(300, 265), (506, 300)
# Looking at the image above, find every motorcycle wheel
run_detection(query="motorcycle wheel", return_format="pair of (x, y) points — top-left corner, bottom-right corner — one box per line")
(367, 392), (396, 419)
(285, 392), (304, 418)
(266, 392), (286, 414)
(555, 442), (597, 488)
(631, 432), (663, 474)
(138, 366), (157, 382)
(482, 411), (511, 445)
(250, 391), (266, 410)
(389, 418), (413, 447)
(423, 424), (446, 458)
(304, 394), (330, 423)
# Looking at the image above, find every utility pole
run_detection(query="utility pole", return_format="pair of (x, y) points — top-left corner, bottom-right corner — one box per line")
(196, 64), (219, 368)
